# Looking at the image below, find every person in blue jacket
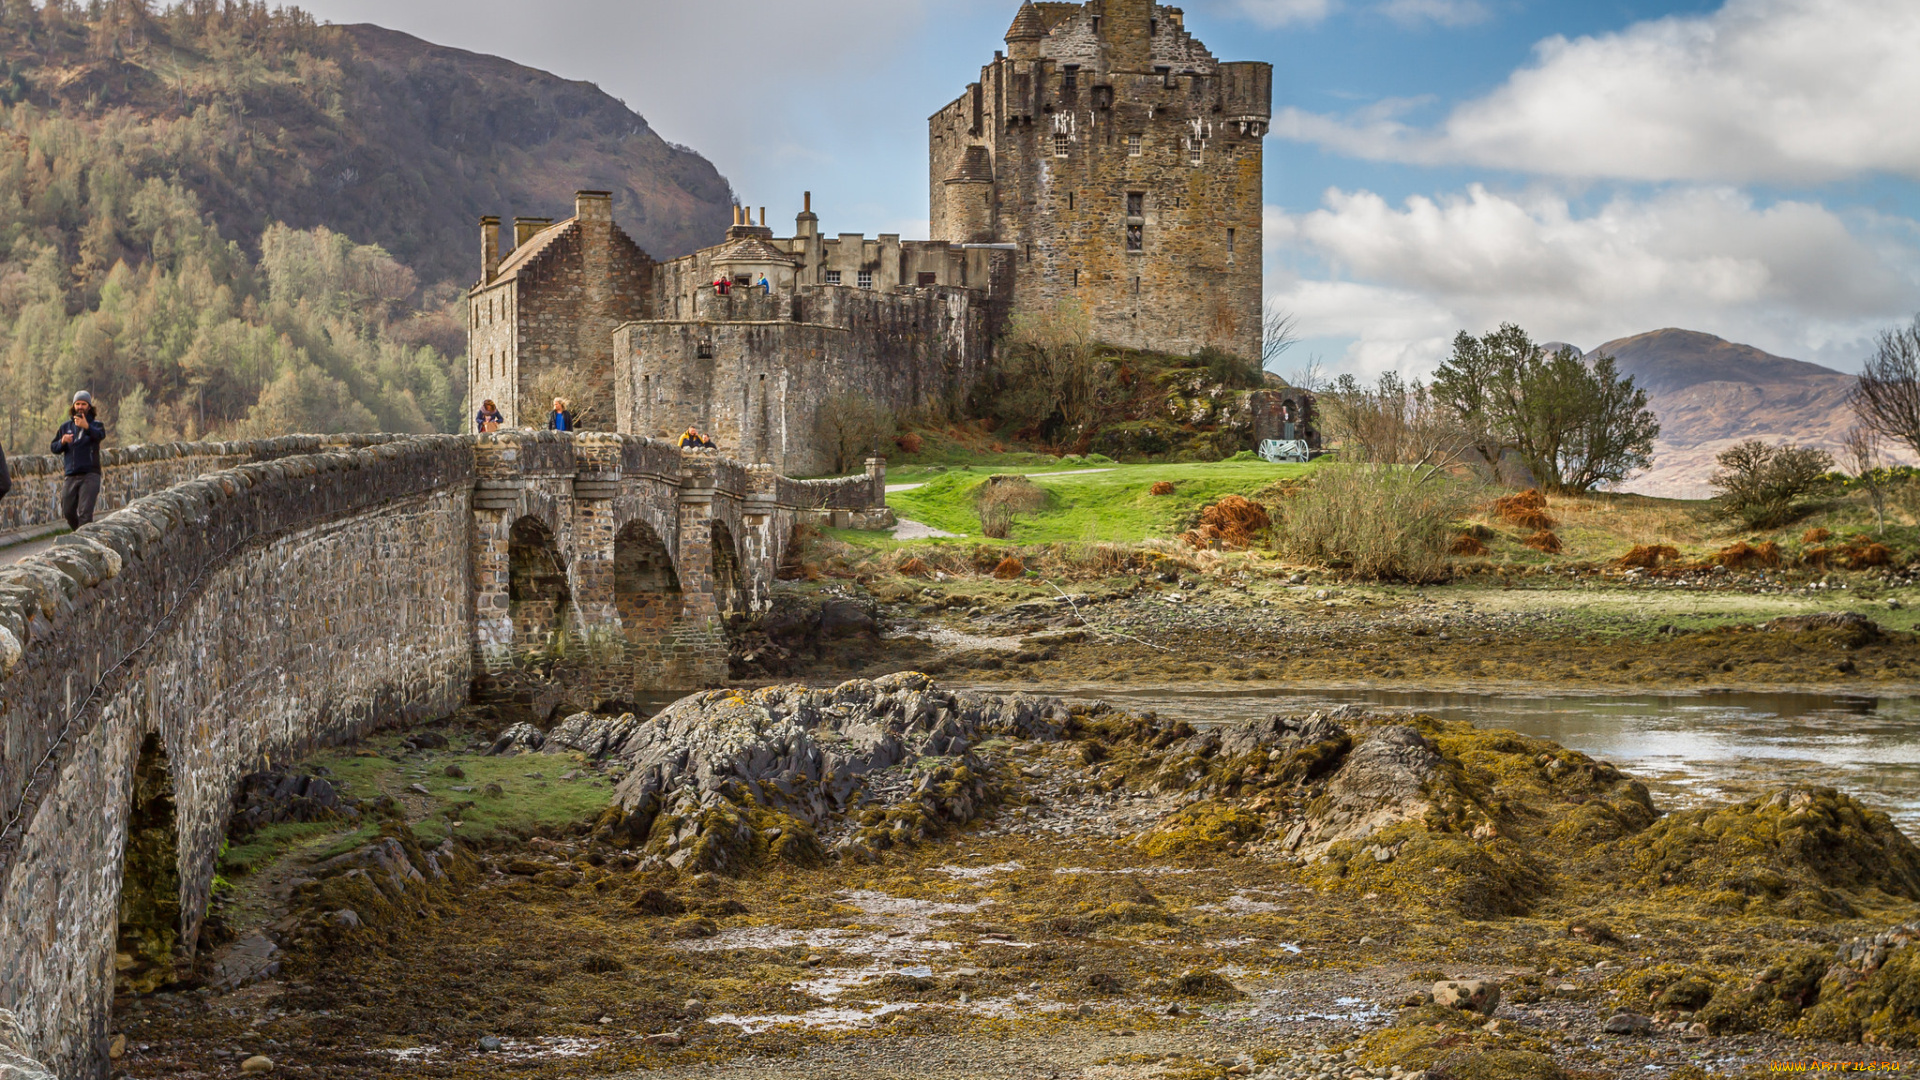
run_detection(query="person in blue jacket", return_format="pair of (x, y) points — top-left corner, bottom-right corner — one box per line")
(548, 397), (573, 432)
(51, 390), (105, 529)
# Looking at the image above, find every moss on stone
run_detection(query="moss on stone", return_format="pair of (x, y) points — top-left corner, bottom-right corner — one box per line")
(1136, 800), (1262, 857)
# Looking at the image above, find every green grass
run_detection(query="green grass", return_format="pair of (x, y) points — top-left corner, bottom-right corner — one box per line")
(882, 459), (1314, 545)
(307, 740), (619, 847)
(220, 821), (343, 876)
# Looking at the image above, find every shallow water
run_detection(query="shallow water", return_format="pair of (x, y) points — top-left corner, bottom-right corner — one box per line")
(971, 683), (1920, 830)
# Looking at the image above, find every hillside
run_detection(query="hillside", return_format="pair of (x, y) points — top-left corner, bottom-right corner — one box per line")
(1591, 329), (1899, 498)
(0, 2), (735, 454)
(0, 5), (732, 285)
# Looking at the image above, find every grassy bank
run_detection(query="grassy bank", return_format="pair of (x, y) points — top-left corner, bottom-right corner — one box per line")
(881, 459), (1312, 545)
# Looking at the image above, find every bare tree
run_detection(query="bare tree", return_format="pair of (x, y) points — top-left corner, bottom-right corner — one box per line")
(1855, 315), (1920, 456)
(1844, 426), (1889, 535)
(1261, 299), (1298, 373)
(1319, 371), (1476, 484)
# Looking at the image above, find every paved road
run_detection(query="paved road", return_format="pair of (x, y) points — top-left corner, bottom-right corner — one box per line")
(0, 531), (64, 566)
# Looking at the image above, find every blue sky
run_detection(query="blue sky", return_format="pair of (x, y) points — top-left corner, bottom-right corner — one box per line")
(298, 0), (1920, 376)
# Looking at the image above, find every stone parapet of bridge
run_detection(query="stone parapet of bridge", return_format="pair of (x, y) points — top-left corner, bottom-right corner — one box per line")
(0, 428), (888, 1078)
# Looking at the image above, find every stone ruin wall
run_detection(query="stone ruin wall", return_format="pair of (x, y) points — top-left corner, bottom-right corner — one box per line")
(615, 285), (998, 476)
(0, 436), (476, 1078)
(0, 434), (410, 540)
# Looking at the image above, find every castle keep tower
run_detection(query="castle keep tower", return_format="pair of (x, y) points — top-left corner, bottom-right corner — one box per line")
(929, 0), (1272, 360)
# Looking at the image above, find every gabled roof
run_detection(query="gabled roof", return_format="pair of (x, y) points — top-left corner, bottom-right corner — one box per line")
(710, 236), (800, 265)
(491, 218), (572, 282)
(1006, 1), (1049, 41)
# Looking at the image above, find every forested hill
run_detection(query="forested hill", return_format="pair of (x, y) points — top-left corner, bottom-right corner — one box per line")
(0, 0), (735, 455)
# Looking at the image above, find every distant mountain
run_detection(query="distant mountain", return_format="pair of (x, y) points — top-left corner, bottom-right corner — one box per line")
(1588, 329), (1898, 499)
(0, 7), (734, 286)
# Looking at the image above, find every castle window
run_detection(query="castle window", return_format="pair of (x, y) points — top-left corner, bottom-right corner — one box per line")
(1091, 16), (1100, 34)
(1073, 268), (1079, 287)
(1227, 228), (1236, 257)
(858, 270), (874, 289)
(1127, 192), (1144, 217)
(1156, 66), (1173, 88)
(1062, 65), (1078, 92)
(1126, 223), (1143, 252)
(1188, 140), (1203, 166)
(1150, 18), (1157, 34)
(1133, 276), (1141, 296)
(918, 271), (938, 286)
(1127, 133), (1142, 156)
(1068, 192), (1075, 210)
(1054, 133), (1069, 157)
(825, 270), (842, 285)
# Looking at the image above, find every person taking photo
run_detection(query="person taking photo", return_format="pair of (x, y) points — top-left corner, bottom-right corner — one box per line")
(51, 391), (105, 530)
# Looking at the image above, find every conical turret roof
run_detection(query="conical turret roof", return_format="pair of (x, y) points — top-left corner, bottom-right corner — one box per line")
(1005, 1), (1048, 42)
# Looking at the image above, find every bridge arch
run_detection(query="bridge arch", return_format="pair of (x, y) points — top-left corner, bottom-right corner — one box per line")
(116, 733), (183, 997)
(508, 515), (573, 662)
(710, 519), (749, 626)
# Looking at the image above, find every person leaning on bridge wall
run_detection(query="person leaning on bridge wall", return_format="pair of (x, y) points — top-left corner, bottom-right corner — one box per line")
(51, 389), (105, 530)
(678, 426), (715, 451)
(548, 397), (575, 432)
(475, 398), (504, 433)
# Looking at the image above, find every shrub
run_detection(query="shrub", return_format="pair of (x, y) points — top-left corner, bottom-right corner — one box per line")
(1180, 495), (1271, 550)
(1712, 540), (1782, 569)
(1522, 530), (1562, 554)
(1272, 464), (1476, 583)
(1617, 544), (1680, 569)
(1197, 346), (1265, 390)
(1709, 441), (1834, 529)
(975, 475), (1047, 539)
(991, 556), (1026, 580)
(1449, 534), (1489, 556)
(894, 432), (924, 455)
(1802, 527), (1832, 545)
(1492, 488), (1556, 531)
(1149, 481), (1175, 496)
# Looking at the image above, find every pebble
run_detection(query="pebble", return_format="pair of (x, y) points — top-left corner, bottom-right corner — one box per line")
(1603, 1012), (1654, 1036)
(408, 783), (431, 796)
(240, 1056), (274, 1074)
(683, 998), (708, 1019)
(444, 764), (465, 779)
(108, 1034), (126, 1059)
(478, 1035), (503, 1052)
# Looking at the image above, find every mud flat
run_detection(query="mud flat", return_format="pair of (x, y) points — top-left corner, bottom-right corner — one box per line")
(107, 674), (1920, 1080)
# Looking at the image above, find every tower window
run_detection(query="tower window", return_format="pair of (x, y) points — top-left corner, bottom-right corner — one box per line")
(1188, 141), (1203, 166)
(858, 270), (874, 289)
(1073, 268), (1079, 287)
(1127, 133), (1142, 156)
(1150, 18), (1157, 34)
(825, 270), (842, 285)
(1227, 228), (1236, 255)
(1068, 192), (1075, 210)
(1091, 16), (1100, 34)
(1126, 223), (1143, 252)
(1127, 192), (1144, 217)
(1062, 65), (1078, 92)
(1054, 133), (1069, 157)
(1133, 276), (1141, 296)
(1156, 66), (1173, 89)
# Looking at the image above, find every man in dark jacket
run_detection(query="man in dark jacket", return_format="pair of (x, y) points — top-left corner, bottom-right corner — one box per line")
(51, 391), (105, 529)
(0, 443), (10, 502)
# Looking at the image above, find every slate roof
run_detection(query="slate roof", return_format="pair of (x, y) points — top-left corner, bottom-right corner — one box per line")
(710, 236), (801, 265)
(491, 218), (572, 281)
(1005, 1), (1049, 41)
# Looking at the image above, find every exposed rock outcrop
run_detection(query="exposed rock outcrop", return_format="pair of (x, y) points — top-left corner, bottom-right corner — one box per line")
(0, 1010), (54, 1080)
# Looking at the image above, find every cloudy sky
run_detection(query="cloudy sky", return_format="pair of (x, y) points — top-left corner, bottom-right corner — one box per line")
(297, 0), (1920, 378)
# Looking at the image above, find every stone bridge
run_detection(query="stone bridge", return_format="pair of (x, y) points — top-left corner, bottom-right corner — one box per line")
(0, 431), (886, 1077)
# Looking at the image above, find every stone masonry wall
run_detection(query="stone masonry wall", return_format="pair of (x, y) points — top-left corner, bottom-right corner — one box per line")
(0, 434), (408, 539)
(0, 437), (475, 1078)
(929, 0), (1269, 361)
(615, 284), (995, 475)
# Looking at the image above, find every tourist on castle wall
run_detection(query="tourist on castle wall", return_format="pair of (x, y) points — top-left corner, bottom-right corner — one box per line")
(475, 399), (504, 433)
(678, 426), (714, 450)
(712, 272), (731, 296)
(757, 273), (771, 295)
(51, 390), (105, 529)
(549, 398), (574, 432)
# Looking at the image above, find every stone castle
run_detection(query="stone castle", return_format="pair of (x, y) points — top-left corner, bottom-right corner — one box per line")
(468, 0), (1271, 473)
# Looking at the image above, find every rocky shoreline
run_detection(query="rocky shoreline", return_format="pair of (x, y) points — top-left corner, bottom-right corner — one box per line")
(99, 669), (1920, 1080)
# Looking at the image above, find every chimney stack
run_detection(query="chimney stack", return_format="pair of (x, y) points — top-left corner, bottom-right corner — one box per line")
(759, 207), (766, 228)
(574, 190), (613, 222)
(513, 217), (553, 247)
(480, 216), (500, 282)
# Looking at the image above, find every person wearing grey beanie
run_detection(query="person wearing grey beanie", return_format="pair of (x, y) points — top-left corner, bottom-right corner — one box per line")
(51, 390), (105, 529)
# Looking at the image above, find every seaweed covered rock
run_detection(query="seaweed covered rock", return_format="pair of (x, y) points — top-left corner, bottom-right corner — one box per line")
(1601, 787), (1920, 917)
(584, 673), (1070, 872)
(1797, 922), (1920, 1047)
(283, 823), (479, 958)
(1298, 725), (1441, 856)
(229, 769), (356, 835)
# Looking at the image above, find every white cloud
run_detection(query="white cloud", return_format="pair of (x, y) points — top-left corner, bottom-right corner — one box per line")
(1266, 184), (1920, 376)
(1218, 0), (1339, 29)
(1275, 0), (1920, 184)
(1377, 0), (1490, 28)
